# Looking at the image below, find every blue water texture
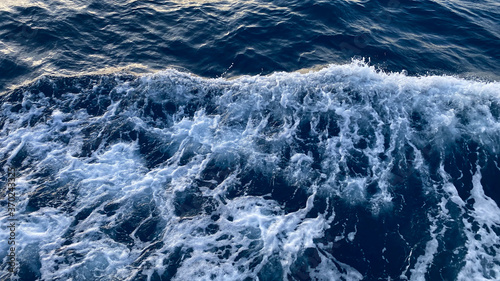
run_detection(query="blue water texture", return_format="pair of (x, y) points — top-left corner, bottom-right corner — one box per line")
(0, 0), (500, 281)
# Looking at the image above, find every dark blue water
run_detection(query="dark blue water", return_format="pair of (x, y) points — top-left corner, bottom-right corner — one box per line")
(1, 1), (500, 280)
(1, 0), (499, 93)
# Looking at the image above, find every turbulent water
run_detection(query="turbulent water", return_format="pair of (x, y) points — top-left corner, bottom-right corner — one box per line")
(1, 62), (499, 280)
(1, 0), (500, 281)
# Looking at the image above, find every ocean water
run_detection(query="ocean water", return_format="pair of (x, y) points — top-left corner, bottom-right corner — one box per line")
(1, 1), (499, 281)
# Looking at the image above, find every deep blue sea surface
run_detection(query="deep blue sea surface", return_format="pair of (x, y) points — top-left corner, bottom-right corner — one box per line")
(1, 0), (500, 280)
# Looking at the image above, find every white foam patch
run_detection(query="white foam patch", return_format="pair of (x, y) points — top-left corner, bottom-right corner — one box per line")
(409, 203), (447, 281)
(458, 167), (500, 281)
